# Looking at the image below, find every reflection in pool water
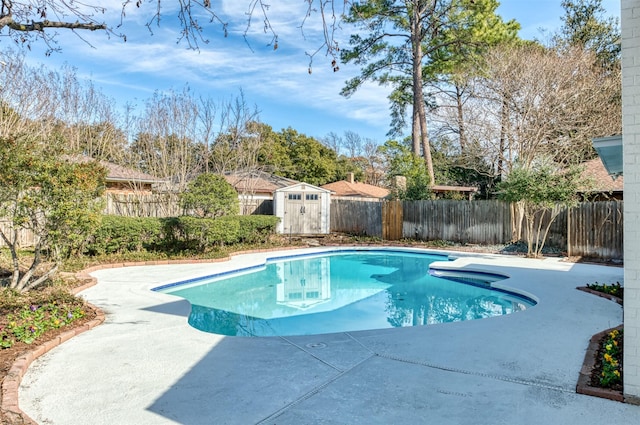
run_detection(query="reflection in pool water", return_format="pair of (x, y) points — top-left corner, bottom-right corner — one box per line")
(159, 251), (534, 336)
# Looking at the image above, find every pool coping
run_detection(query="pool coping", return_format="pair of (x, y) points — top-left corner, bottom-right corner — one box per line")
(6, 245), (634, 423)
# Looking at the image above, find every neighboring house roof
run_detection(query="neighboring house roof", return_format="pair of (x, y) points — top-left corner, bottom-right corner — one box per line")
(320, 180), (390, 199)
(224, 171), (300, 195)
(100, 161), (161, 185)
(580, 158), (624, 193)
(67, 156), (162, 185)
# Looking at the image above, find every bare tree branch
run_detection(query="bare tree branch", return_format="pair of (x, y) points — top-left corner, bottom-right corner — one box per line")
(6, 19), (106, 32)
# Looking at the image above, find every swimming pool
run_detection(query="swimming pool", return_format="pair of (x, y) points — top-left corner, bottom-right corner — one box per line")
(157, 250), (535, 336)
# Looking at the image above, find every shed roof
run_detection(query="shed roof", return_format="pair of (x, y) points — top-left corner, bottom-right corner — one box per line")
(275, 182), (332, 193)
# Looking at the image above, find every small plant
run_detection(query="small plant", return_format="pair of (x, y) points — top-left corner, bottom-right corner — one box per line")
(599, 328), (623, 388)
(427, 239), (455, 248)
(0, 289), (86, 349)
(586, 281), (623, 299)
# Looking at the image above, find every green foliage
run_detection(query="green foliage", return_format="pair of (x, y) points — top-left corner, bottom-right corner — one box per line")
(235, 215), (282, 243)
(0, 136), (106, 291)
(598, 328), (622, 388)
(341, 0), (519, 136)
(497, 161), (584, 257)
(0, 288), (86, 349)
(168, 216), (279, 251)
(556, 0), (620, 69)
(260, 127), (340, 185)
(586, 281), (623, 299)
(86, 216), (164, 255)
(497, 163), (582, 207)
(84, 215), (280, 255)
(380, 140), (433, 200)
(172, 216), (241, 250)
(431, 136), (496, 197)
(180, 173), (239, 217)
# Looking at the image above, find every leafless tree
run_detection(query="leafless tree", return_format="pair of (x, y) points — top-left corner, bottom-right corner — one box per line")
(207, 92), (261, 176)
(362, 138), (384, 186)
(52, 66), (126, 161)
(1, 49), (126, 162)
(343, 130), (363, 158)
(469, 43), (621, 176)
(322, 131), (343, 156)
(0, 49), (59, 139)
(128, 87), (202, 193)
(1, 1), (345, 64)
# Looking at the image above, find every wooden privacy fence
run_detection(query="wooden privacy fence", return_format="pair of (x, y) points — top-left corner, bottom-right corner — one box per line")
(1, 196), (624, 261)
(0, 221), (36, 248)
(383, 200), (403, 240)
(568, 201), (623, 259)
(330, 199), (624, 261)
(404, 200), (511, 245)
(104, 193), (273, 217)
(330, 199), (382, 237)
(104, 193), (184, 217)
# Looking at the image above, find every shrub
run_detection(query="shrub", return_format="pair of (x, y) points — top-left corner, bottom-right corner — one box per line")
(170, 216), (279, 251)
(84, 215), (280, 255)
(180, 173), (239, 217)
(586, 281), (623, 299)
(236, 215), (280, 243)
(173, 216), (241, 251)
(85, 216), (164, 255)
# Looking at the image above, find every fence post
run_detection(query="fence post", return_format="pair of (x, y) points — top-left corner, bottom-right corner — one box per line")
(567, 206), (572, 257)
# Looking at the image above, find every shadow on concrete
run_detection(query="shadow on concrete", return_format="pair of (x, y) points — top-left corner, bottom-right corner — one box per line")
(142, 300), (192, 317)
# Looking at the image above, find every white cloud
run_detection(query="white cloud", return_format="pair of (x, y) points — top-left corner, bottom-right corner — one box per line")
(14, 1), (394, 142)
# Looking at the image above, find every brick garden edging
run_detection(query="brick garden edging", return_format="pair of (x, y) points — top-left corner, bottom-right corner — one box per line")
(575, 286), (624, 403)
(0, 246), (315, 424)
(0, 277), (105, 425)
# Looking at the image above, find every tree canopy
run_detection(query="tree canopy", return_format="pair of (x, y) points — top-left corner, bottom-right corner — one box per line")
(497, 159), (586, 257)
(340, 0), (519, 185)
(0, 136), (106, 291)
(555, 0), (620, 69)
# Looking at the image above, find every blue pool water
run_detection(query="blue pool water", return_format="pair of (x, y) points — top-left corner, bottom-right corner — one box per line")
(159, 251), (535, 337)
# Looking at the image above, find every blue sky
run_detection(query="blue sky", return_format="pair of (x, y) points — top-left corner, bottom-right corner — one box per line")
(20, 0), (621, 145)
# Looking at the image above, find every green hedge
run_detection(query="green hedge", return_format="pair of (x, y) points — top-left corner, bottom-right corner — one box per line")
(86, 216), (164, 255)
(85, 215), (280, 255)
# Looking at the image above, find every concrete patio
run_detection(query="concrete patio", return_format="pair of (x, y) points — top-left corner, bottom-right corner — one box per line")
(18, 248), (640, 424)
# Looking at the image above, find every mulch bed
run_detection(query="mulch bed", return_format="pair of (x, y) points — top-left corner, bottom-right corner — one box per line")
(575, 286), (624, 402)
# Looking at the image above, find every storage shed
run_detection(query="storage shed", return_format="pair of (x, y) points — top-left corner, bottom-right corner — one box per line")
(274, 183), (332, 235)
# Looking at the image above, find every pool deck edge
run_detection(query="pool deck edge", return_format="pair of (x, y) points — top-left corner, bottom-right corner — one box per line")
(14, 246), (640, 425)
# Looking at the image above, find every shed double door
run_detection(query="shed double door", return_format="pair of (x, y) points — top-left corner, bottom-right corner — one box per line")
(284, 193), (321, 234)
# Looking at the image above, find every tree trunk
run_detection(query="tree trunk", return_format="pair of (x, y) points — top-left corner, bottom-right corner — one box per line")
(456, 83), (467, 153)
(411, 6), (435, 186)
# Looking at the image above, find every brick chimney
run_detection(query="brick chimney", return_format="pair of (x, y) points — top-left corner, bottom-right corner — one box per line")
(347, 172), (355, 184)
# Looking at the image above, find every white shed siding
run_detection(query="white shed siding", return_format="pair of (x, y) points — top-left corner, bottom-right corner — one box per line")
(274, 183), (331, 234)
